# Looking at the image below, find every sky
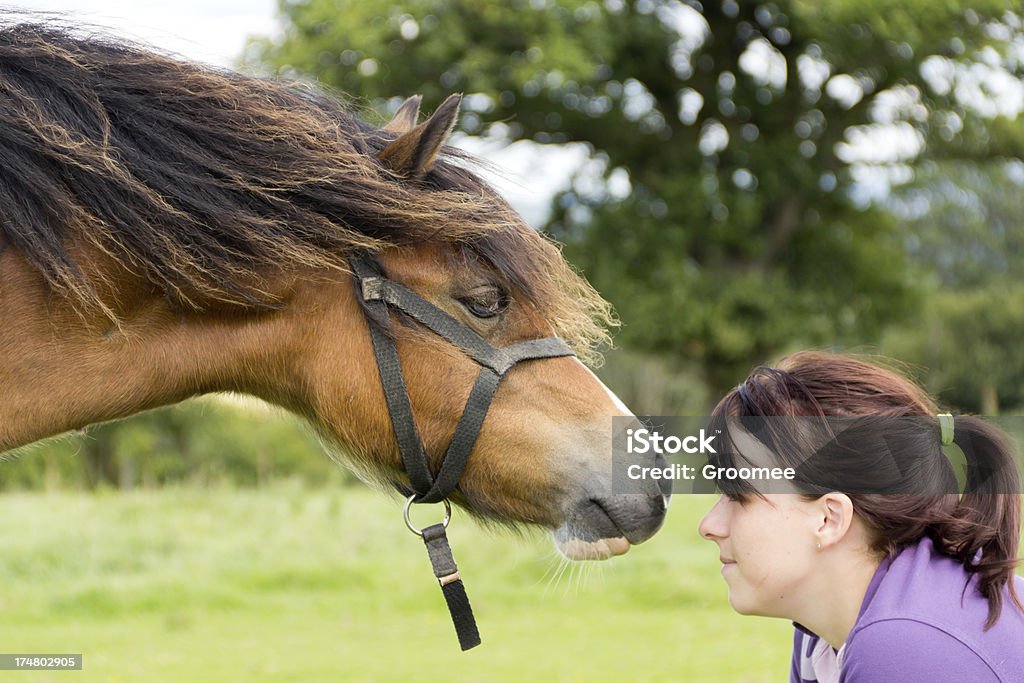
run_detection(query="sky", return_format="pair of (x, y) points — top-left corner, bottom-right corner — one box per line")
(5, 0), (580, 226)
(7, 0), (280, 69)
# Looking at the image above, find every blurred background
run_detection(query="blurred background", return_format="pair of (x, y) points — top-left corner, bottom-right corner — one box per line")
(2, 1), (1023, 681)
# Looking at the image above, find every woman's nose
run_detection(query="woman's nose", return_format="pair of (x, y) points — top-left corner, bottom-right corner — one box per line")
(698, 495), (728, 540)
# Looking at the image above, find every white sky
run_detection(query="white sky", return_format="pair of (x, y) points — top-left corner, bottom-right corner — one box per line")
(7, 0), (280, 68)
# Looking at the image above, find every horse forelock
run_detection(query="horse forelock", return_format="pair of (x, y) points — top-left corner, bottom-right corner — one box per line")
(0, 20), (614, 363)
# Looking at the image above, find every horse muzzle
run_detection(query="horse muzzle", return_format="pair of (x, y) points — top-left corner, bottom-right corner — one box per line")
(553, 489), (670, 560)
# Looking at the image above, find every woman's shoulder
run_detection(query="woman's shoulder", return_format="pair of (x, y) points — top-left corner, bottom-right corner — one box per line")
(854, 536), (1024, 628)
(840, 619), (1001, 682)
(844, 537), (1024, 681)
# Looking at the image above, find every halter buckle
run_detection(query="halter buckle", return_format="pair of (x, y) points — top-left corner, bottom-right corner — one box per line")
(360, 276), (385, 301)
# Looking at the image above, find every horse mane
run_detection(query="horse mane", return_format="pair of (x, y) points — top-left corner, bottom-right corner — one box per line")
(0, 20), (613, 362)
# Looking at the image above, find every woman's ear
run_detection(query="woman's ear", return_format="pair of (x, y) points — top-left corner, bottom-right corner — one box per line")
(815, 492), (854, 550)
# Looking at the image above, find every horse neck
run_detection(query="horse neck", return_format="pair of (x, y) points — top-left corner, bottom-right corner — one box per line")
(0, 248), (359, 452)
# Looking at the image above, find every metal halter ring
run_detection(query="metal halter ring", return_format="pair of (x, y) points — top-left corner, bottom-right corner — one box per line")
(403, 494), (452, 536)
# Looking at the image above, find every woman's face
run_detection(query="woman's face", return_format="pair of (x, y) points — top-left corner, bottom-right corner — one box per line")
(698, 493), (822, 618)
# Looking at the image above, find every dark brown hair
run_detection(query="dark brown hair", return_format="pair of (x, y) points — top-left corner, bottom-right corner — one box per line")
(712, 350), (1023, 628)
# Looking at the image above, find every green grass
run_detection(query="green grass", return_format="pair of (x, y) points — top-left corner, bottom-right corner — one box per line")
(0, 485), (792, 682)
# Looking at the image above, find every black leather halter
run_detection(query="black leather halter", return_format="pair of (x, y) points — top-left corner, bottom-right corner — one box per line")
(348, 251), (576, 650)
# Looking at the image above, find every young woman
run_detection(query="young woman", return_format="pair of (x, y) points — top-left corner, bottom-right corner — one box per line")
(698, 351), (1024, 682)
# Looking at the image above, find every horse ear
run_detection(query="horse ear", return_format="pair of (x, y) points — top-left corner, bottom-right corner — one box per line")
(378, 93), (462, 178)
(382, 95), (422, 133)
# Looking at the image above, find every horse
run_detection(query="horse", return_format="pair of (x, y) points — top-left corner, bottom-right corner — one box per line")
(0, 22), (667, 565)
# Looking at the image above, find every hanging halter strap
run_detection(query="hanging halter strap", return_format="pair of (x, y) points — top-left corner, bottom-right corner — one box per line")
(348, 251), (575, 650)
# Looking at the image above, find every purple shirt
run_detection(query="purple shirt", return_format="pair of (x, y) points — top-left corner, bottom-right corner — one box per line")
(790, 536), (1024, 682)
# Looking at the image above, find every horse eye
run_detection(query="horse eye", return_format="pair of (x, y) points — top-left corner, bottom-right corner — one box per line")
(459, 288), (509, 319)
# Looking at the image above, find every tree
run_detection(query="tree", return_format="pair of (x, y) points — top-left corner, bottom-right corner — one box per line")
(247, 0), (1023, 395)
(882, 157), (1024, 413)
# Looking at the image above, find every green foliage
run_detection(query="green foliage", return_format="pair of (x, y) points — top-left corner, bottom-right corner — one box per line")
(882, 284), (1024, 413)
(0, 397), (354, 491)
(895, 159), (1024, 290)
(880, 158), (1024, 412)
(248, 0), (1023, 396)
(594, 347), (710, 414)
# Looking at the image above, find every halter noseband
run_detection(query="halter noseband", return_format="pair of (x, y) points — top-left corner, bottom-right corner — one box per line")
(348, 251), (576, 650)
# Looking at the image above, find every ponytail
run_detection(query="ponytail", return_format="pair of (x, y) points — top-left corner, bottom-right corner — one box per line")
(932, 416), (1022, 628)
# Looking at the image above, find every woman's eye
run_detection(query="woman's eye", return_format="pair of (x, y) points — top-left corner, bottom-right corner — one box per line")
(724, 493), (749, 505)
(460, 289), (509, 319)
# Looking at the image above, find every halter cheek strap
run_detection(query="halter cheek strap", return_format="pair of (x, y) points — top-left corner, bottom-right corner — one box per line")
(348, 251), (575, 651)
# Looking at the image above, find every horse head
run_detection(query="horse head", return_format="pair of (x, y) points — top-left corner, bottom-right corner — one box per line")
(304, 95), (668, 559)
(0, 24), (667, 561)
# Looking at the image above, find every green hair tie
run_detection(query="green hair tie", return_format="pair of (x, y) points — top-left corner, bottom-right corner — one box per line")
(937, 412), (955, 446)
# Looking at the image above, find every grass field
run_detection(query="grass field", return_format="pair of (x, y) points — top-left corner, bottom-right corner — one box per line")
(0, 485), (806, 681)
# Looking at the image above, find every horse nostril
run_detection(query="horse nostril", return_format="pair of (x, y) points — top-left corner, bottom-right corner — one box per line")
(586, 493), (668, 546)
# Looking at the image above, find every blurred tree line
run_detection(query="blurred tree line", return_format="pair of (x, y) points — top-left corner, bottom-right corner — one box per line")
(4, 0), (1023, 489)
(0, 399), (352, 491)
